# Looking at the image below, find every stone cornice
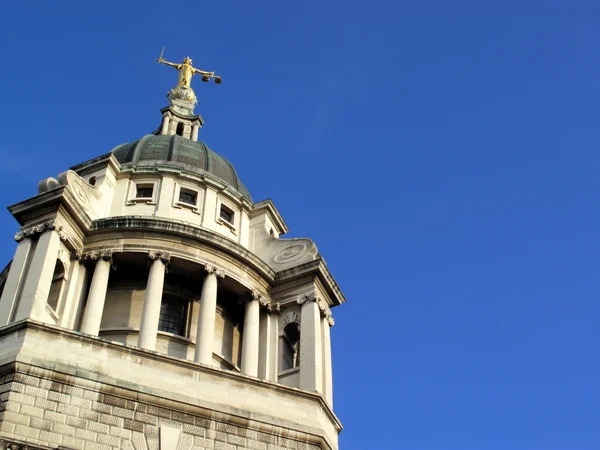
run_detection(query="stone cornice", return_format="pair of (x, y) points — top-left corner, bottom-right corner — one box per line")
(92, 216), (277, 280)
(250, 199), (290, 236)
(275, 259), (346, 307)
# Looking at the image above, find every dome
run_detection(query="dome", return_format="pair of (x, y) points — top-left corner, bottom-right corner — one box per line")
(111, 134), (252, 201)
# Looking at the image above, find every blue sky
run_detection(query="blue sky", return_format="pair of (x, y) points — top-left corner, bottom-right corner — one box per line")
(1, 1), (600, 449)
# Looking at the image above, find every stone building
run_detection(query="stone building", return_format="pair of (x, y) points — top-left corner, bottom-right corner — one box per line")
(0, 58), (346, 449)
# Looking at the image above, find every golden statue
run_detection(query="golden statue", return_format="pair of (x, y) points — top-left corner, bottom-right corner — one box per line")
(157, 48), (222, 87)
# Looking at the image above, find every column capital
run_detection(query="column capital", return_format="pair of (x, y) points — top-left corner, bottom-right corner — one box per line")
(148, 250), (171, 265)
(298, 293), (333, 324)
(267, 302), (281, 314)
(15, 220), (67, 243)
(77, 250), (117, 268)
(204, 264), (225, 279)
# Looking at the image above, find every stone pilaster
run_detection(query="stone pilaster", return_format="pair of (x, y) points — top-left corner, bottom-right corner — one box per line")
(298, 293), (323, 394)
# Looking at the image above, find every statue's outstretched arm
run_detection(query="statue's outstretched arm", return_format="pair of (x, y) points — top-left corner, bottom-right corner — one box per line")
(192, 68), (214, 76)
(158, 58), (179, 69)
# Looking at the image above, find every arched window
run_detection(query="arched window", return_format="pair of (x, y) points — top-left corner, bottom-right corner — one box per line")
(176, 122), (185, 136)
(47, 260), (66, 312)
(281, 322), (300, 370)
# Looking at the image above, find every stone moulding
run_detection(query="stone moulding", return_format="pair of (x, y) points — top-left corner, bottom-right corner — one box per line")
(0, 319), (341, 450)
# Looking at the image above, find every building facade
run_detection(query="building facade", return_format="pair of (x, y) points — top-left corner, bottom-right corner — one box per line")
(0, 58), (345, 450)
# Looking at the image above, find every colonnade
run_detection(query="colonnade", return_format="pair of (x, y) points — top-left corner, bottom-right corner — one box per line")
(79, 250), (266, 378)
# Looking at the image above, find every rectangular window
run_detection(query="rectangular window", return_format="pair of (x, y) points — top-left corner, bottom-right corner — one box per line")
(158, 296), (187, 336)
(220, 205), (234, 224)
(178, 188), (197, 206)
(136, 185), (154, 199)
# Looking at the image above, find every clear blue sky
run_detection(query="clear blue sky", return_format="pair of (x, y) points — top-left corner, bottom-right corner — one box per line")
(1, 2), (599, 449)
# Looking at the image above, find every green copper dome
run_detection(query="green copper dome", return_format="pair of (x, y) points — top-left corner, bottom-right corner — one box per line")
(111, 135), (252, 201)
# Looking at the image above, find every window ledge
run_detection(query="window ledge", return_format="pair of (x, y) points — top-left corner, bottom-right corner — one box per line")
(278, 367), (300, 377)
(127, 198), (156, 205)
(174, 201), (201, 214)
(217, 217), (237, 234)
(45, 304), (59, 322)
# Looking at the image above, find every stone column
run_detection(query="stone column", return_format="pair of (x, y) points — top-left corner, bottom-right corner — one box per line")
(0, 236), (34, 325)
(194, 265), (224, 365)
(191, 124), (199, 142)
(161, 115), (171, 135)
(183, 124), (192, 139)
(321, 309), (334, 405)
(138, 251), (170, 351)
(258, 302), (280, 381)
(241, 290), (262, 377)
(80, 251), (114, 335)
(298, 294), (323, 393)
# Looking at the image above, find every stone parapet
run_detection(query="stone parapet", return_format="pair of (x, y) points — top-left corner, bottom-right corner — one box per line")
(0, 320), (340, 450)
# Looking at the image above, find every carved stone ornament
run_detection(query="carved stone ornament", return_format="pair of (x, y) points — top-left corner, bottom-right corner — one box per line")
(14, 220), (67, 243)
(148, 250), (172, 265)
(267, 302), (281, 314)
(204, 264), (225, 279)
(76, 250), (117, 269)
(296, 292), (317, 306)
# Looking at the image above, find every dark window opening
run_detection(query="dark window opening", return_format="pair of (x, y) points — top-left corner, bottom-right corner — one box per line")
(89, 176), (97, 186)
(178, 189), (197, 206)
(176, 122), (185, 136)
(220, 205), (234, 224)
(281, 322), (300, 371)
(136, 185), (154, 199)
(47, 260), (66, 312)
(158, 295), (188, 336)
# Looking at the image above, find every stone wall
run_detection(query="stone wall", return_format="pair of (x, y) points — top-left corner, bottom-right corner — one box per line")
(0, 372), (322, 450)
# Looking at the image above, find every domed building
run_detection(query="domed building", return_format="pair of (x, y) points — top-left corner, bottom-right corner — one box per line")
(0, 56), (346, 449)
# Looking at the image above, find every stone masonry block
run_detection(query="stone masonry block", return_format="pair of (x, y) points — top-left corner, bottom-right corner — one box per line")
(35, 397), (58, 411)
(85, 442), (112, 450)
(44, 410), (67, 424)
(124, 418), (145, 433)
(256, 432), (278, 445)
(113, 405), (135, 419)
(228, 435), (247, 446)
(246, 439), (267, 450)
(75, 428), (98, 441)
(20, 404), (45, 418)
(206, 429), (227, 442)
(99, 412), (124, 427)
(109, 425), (133, 439)
(57, 403), (79, 416)
(88, 420), (110, 434)
(238, 429), (258, 440)
(134, 411), (158, 425)
(79, 408), (100, 421)
(30, 417), (53, 431)
(278, 437), (298, 449)
(39, 430), (63, 444)
(182, 423), (206, 437)
(71, 396), (93, 409)
(214, 442), (236, 450)
(147, 404), (171, 418)
(172, 411), (196, 425)
(53, 422), (77, 437)
(194, 436), (215, 449)
(98, 434), (121, 446)
(66, 415), (87, 428)
(15, 424), (40, 439)
(8, 391), (36, 406)
(23, 384), (47, 398)
(266, 445), (286, 450)
(104, 394), (127, 408)
(48, 390), (71, 404)
(14, 373), (40, 387)
(92, 401), (113, 414)
(62, 436), (86, 448)
(216, 422), (238, 435)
